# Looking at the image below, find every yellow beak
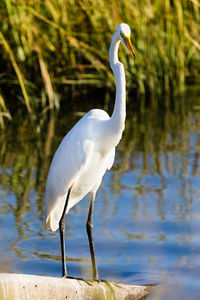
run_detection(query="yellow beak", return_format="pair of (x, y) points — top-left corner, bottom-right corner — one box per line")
(124, 36), (136, 59)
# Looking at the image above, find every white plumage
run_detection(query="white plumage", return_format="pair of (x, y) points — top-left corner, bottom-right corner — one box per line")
(45, 109), (115, 231)
(44, 23), (135, 279)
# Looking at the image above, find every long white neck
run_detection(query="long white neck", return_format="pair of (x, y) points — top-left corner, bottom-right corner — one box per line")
(109, 34), (126, 137)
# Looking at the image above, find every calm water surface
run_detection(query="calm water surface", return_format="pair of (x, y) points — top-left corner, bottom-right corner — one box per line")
(0, 92), (200, 299)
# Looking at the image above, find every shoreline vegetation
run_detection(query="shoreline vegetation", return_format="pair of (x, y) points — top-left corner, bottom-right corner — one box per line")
(0, 0), (200, 127)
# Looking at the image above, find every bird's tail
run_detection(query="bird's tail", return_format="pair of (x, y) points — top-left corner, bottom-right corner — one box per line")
(46, 213), (59, 232)
(46, 215), (51, 230)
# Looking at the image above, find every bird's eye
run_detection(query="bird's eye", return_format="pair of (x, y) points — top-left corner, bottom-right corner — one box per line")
(120, 31), (126, 40)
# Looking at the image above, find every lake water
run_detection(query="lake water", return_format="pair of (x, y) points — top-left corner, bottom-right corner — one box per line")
(0, 90), (200, 299)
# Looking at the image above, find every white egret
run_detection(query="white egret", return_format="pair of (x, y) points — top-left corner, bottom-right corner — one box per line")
(44, 23), (135, 280)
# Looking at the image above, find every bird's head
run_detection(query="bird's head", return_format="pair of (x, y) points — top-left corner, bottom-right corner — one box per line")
(116, 23), (136, 59)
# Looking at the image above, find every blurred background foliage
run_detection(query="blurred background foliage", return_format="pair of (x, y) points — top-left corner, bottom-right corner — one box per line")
(1, 2), (200, 293)
(0, 0), (200, 127)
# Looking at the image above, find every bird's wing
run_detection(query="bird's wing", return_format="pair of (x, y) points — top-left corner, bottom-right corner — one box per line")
(107, 148), (115, 170)
(45, 117), (95, 230)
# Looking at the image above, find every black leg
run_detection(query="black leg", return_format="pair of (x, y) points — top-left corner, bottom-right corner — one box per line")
(59, 187), (72, 277)
(86, 193), (99, 281)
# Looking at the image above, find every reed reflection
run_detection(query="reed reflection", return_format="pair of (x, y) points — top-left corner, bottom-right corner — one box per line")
(0, 91), (200, 290)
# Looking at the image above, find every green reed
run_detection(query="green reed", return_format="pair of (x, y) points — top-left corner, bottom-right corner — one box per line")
(0, 0), (199, 124)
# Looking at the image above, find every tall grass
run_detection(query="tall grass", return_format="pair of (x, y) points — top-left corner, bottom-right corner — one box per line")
(0, 0), (199, 123)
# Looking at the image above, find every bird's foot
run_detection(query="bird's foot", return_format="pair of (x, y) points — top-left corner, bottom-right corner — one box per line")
(62, 275), (80, 280)
(62, 275), (101, 284)
(62, 275), (93, 284)
(93, 276), (100, 283)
